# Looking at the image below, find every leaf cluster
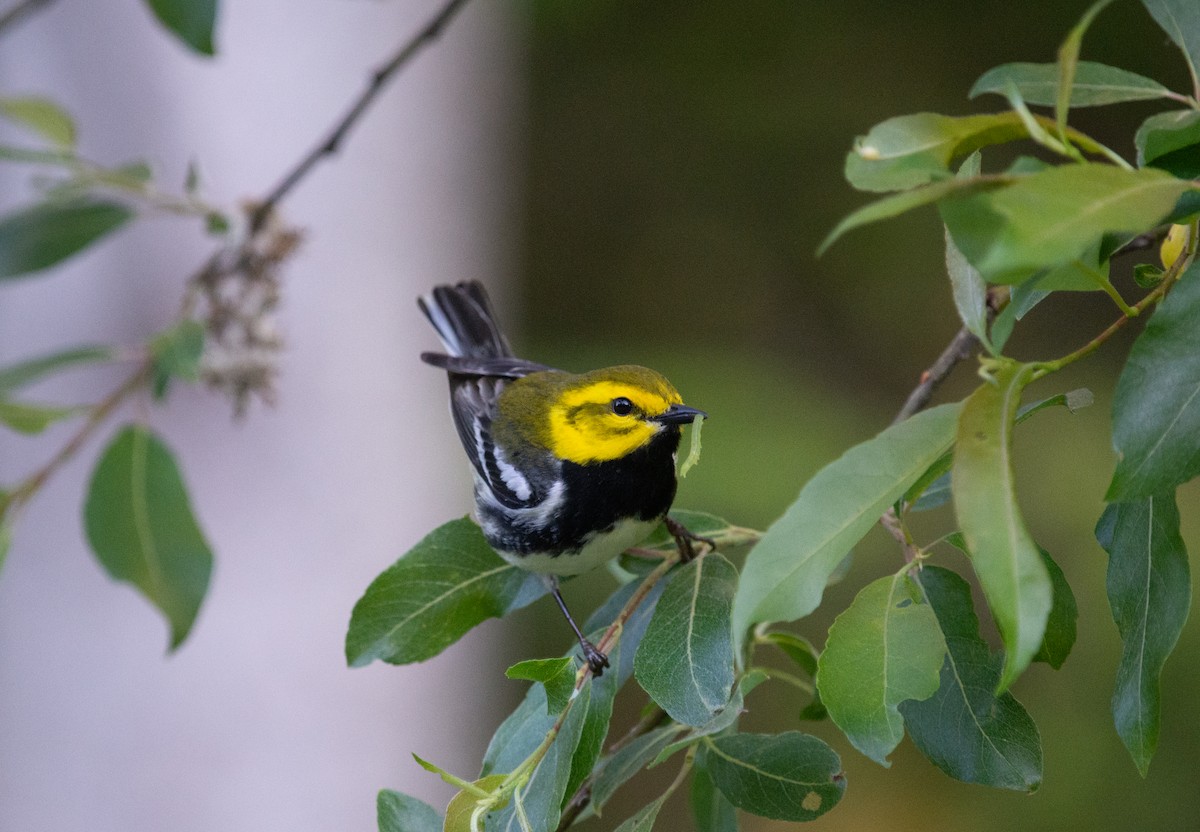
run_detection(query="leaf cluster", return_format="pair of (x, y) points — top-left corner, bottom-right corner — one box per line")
(362, 2), (1200, 829)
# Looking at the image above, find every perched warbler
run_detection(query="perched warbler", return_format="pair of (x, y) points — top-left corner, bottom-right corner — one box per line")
(419, 281), (706, 675)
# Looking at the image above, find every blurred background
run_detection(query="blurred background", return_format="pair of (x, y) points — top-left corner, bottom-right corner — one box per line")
(2, 0), (1199, 830)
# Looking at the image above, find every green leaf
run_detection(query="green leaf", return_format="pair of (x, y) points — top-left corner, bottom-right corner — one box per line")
(953, 363), (1052, 691)
(143, 0), (217, 55)
(611, 789), (673, 832)
(1141, 0), (1200, 92)
(1055, 1), (1118, 134)
(345, 518), (547, 667)
(941, 166), (1192, 281)
(816, 572), (947, 765)
(946, 231), (993, 353)
(649, 671), (764, 767)
(563, 640), (621, 808)
(444, 775), (507, 832)
(149, 319), (205, 399)
(0, 200), (134, 281)
(84, 425), (213, 650)
(1135, 110), (1200, 169)
(377, 789), (443, 832)
(0, 399), (82, 434)
(690, 762), (738, 832)
(732, 402), (960, 637)
(484, 685), (591, 832)
(1135, 263), (1166, 288)
(590, 726), (685, 814)
(0, 345), (116, 394)
(759, 630), (818, 676)
(0, 500), (12, 577)
(905, 388), (1092, 512)
(704, 732), (844, 822)
(635, 554), (737, 726)
(1107, 261), (1200, 500)
(506, 657), (576, 714)
(1031, 240), (1111, 293)
(970, 61), (1177, 107)
(1095, 495), (1191, 776)
(819, 175), (1007, 254)
(1033, 547), (1078, 669)
(0, 97), (76, 149)
(845, 111), (1106, 192)
(900, 566), (1043, 792)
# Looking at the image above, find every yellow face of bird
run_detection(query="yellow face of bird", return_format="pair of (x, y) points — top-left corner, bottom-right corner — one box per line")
(546, 367), (684, 465)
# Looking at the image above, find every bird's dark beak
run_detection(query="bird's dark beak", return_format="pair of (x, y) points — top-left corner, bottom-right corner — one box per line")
(652, 404), (707, 425)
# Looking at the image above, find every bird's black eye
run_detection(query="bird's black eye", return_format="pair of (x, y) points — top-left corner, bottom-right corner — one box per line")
(611, 397), (634, 416)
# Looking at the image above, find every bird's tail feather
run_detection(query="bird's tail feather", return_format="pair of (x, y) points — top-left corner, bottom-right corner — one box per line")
(418, 281), (512, 359)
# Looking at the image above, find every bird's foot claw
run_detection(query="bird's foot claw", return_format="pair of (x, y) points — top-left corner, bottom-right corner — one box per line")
(664, 516), (716, 563)
(581, 641), (610, 677)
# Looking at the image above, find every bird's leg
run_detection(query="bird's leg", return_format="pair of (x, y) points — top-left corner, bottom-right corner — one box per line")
(546, 575), (609, 677)
(664, 516), (716, 563)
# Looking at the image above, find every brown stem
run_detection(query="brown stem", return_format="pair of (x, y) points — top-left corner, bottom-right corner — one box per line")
(11, 361), (151, 506)
(248, 0), (472, 233)
(891, 326), (980, 427)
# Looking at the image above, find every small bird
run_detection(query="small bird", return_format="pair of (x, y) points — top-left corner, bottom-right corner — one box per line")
(419, 281), (706, 675)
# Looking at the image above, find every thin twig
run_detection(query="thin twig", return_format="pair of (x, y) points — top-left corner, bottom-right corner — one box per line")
(0, 0), (53, 36)
(891, 326), (979, 426)
(248, 0), (472, 233)
(10, 361), (151, 506)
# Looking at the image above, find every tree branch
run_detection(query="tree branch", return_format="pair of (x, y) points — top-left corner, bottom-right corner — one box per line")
(891, 326), (979, 426)
(248, 0), (472, 233)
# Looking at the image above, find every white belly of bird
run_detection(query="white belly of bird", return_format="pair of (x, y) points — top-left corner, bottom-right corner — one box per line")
(498, 515), (663, 577)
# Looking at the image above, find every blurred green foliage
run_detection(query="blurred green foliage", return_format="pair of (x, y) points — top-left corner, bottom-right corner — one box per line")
(513, 1), (1200, 829)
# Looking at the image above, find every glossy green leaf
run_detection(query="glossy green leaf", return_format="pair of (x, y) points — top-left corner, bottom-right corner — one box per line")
(1141, 0), (1200, 89)
(732, 403), (960, 637)
(0, 97), (76, 148)
(0, 399), (82, 434)
(1033, 547), (1078, 669)
(84, 425), (213, 650)
(1096, 495), (1191, 776)
(816, 572), (947, 765)
(635, 554), (737, 726)
(691, 762), (737, 832)
(1107, 261), (1200, 500)
(819, 175), (1007, 254)
(506, 658), (576, 714)
(900, 566), (1043, 791)
(143, 0), (217, 55)
(1135, 110), (1200, 169)
(0, 345), (116, 394)
(953, 363), (1052, 691)
(377, 789), (442, 832)
(970, 61), (1177, 107)
(0, 200), (134, 281)
(705, 732), (844, 822)
(845, 111), (1106, 192)
(941, 166), (1192, 281)
(1031, 240), (1111, 293)
(484, 685), (590, 832)
(590, 726), (684, 814)
(345, 517), (547, 667)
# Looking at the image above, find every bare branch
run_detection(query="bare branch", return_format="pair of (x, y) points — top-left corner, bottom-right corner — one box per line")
(249, 0), (472, 232)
